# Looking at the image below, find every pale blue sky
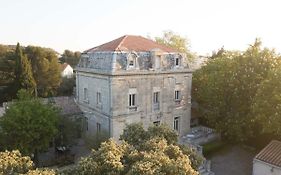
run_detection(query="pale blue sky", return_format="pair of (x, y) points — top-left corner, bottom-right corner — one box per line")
(1, 0), (281, 55)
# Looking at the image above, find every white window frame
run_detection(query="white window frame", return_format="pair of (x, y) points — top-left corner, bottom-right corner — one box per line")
(97, 92), (101, 104)
(175, 90), (181, 101)
(153, 91), (160, 104)
(174, 117), (180, 132)
(83, 88), (88, 102)
(129, 93), (136, 107)
(175, 57), (180, 66)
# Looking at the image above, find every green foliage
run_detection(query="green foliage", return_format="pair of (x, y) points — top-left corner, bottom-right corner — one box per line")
(0, 150), (55, 175)
(25, 46), (62, 97)
(193, 39), (281, 142)
(120, 123), (203, 170)
(155, 30), (195, 61)
(120, 123), (178, 147)
(202, 141), (226, 156)
(14, 43), (37, 95)
(252, 66), (281, 136)
(70, 138), (198, 175)
(0, 90), (59, 155)
(57, 77), (75, 96)
(59, 50), (81, 67)
(119, 123), (146, 148)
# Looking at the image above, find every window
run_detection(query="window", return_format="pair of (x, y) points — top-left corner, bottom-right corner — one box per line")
(97, 92), (101, 104)
(153, 121), (160, 126)
(129, 94), (136, 106)
(175, 58), (180, 66)
(174, 117), (180, 132)
(83, 88), (88, 102)
(96, 122), (101, 134)
(153, 91), (160, 111)
(85, 117), (88, 131)
(175, 90), (180, 100)
(129, 60), (134, 66)
(153, 92), (159, 104)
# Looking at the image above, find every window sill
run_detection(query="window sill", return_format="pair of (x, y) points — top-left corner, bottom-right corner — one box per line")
(83, 99), (89, 104)
(129, 106), (138, 112)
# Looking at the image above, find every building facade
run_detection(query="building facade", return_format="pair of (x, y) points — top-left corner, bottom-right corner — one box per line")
(253, 140), (281, 175)
(75, 35), (192, 140)
(61, 63), (74, 78)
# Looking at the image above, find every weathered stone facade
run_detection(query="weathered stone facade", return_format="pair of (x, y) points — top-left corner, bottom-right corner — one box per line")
(75, 35), (193, 140)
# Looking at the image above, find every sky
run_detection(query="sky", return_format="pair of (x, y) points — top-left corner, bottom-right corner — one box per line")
(1, 0), (281, 55)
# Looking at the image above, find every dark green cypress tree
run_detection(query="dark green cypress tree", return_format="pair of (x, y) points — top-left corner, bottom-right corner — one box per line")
(14, 43), (37, 95)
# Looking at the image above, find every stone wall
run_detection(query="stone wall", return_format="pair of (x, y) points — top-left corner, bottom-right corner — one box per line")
(76, 50), (192, 141)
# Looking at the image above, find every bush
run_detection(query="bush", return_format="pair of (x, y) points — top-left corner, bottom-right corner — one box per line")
(202, 140), (226, 156)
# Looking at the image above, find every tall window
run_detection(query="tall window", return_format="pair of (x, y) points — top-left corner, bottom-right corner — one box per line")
(85, 117), (88, 131)
(174, 117), (180, 132)
(96, 122), (101, 134)
(175, 58), (180, 66)
(97, 92), (101, 104)
(175, 90), (180, 100)
(84, 88), (88, 101)
(129, 94), (136, 107)
(153, 92), (159, 104)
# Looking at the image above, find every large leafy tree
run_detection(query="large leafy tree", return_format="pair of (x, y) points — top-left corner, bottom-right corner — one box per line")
(0, 150), (55, 175)
(14, 43), (37, 95)
(69, 138), (198, 175)
(252, 66), (281, 136)
(120, 123), (203, 170)
(155, 30), (195, 61)
(25, 46), (61, 97)
(0, 90), (59, 160)
(193, 39), (281, 142)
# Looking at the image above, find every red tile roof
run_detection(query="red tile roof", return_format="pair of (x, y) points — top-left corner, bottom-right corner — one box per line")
(255, 140), (281, 167)
(85, 35), (178, 53)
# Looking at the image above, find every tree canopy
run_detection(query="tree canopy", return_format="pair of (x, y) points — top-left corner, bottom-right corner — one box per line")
(252, 65), (281, 136)
(0, 90), (59, 156)
(59, 49), (81, 67)
(65, 123), (202, 175)
(155, 30), (195, 61)
(193, 39), (281, 142)
(0, 150), (55, 175)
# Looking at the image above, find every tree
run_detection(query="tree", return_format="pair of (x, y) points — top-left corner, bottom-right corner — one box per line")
(120, 123), (203, 170)
(57, 77), (75, 96)
(59, 49), (81, 67)
(252, 66), (281, 136)
(193, 39), (281, 142)
(14, 43), (37, 95)
(0, 90), (59, 161)
(69, 138), (198, 175)
(0, 150), (55, 175)
(25, 46), (61, 97)
(155, 30), (195, 61)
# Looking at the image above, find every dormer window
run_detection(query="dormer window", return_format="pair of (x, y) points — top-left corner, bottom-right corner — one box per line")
(127, 52), (139, 70)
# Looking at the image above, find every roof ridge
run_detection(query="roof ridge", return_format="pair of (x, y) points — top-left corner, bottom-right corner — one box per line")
(115, 35), (128, 51)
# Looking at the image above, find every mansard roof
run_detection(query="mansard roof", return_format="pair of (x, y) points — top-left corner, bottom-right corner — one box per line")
(85, 35), (178, 53)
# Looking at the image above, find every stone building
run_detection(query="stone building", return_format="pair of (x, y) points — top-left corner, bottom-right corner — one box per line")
(75, 35), (192, 140)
